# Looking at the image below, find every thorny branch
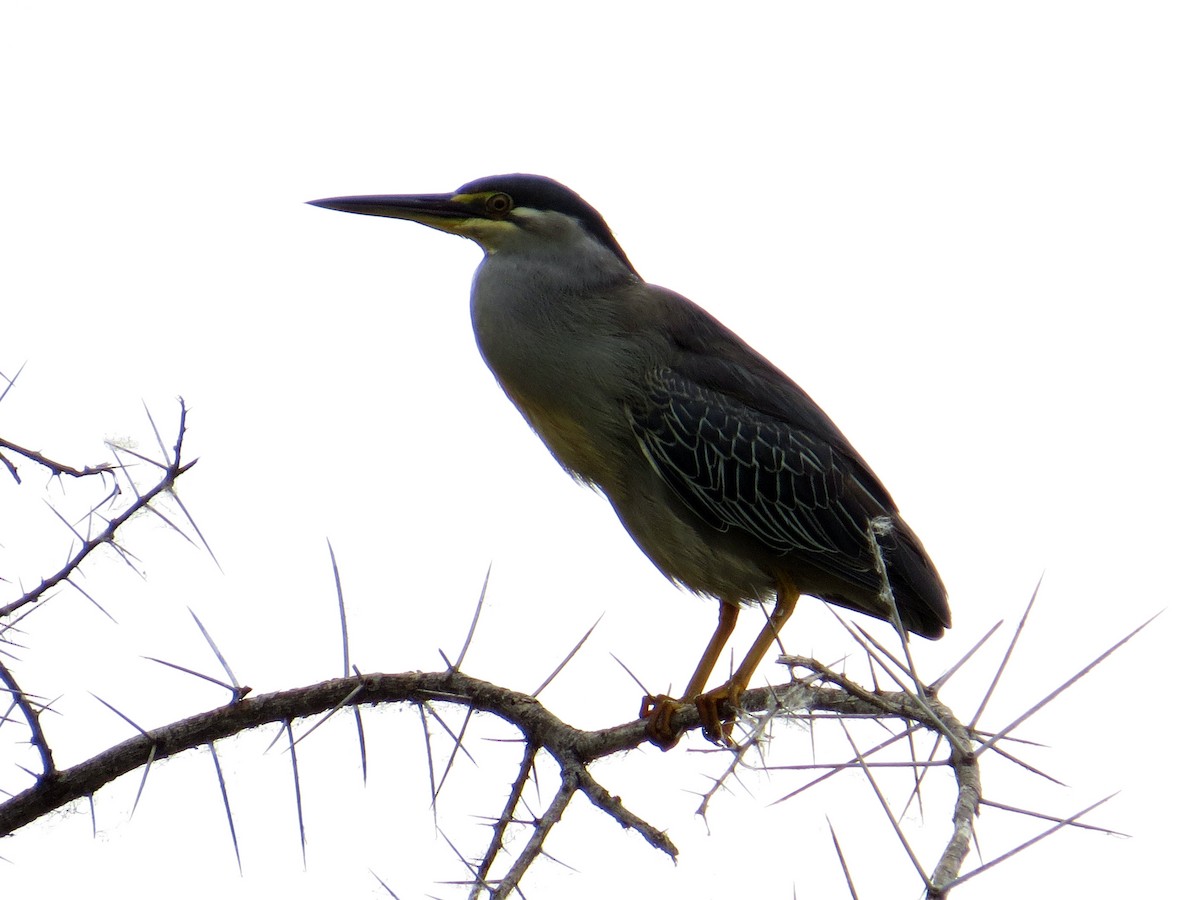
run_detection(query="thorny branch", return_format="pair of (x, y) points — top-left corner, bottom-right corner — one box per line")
(0, 394), (1140, 898)
(0, 436), (116, 483)
(0, 639), (1134, 900)
(0, 400), (196, 620)
(0, 659), (55, 777)
(1, 397), (202, 827)
(0, 672), (939, 846)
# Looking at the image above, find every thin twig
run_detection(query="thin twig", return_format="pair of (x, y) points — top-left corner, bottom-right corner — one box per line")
(0, 402), (197, 619)
(0, 436), (115, 480)
(0, 661), (54, 778)
(473, 742), (539, 899)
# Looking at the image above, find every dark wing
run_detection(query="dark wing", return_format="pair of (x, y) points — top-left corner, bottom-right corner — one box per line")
(624, 288), (950, 637)
(631, 366), (887, 585)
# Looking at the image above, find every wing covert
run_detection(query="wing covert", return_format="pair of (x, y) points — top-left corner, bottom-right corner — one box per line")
(630, 369), (882, 580)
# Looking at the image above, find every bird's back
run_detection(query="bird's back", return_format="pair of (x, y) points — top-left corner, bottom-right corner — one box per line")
(470, 240), (949, 640)
(611, 284), (949, 638)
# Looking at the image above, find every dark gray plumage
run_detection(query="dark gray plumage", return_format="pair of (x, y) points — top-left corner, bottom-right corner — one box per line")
(310, 173), (950, 745)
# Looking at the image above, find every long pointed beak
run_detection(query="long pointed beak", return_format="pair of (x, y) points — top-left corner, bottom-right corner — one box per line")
(307, 192), (469, 227)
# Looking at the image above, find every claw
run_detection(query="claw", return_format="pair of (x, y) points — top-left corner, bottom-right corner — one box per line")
(695, 681), (743, 746)
(640, 680), (745, 749)
(640, 694), (685, 750)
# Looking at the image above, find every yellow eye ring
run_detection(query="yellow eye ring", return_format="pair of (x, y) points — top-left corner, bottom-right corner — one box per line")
(483, 192), (513, 217)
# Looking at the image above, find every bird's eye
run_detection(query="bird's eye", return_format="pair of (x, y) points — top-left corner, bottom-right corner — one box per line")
(483, 192), (513, 217)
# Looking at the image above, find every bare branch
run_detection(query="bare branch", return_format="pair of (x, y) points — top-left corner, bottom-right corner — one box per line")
(0, 660), (54, 778)
(0, 401), (197, 619)
(0, 394), (1148, 899)
(474, 741), (539, 897)
(0, 436), (116, 481)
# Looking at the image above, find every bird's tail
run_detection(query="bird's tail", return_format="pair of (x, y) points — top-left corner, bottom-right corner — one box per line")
(877, 516), (951, 640)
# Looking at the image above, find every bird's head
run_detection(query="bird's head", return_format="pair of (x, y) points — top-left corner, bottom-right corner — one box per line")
(309, 173), (638, 276)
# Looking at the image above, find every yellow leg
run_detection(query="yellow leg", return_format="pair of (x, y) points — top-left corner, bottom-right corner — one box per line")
(696, 578), (799, 744)
(641, 601), (739, 749)
(682, 600), (740, 699)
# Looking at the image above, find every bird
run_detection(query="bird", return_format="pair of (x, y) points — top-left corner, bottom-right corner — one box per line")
(308, 174), (950, 748)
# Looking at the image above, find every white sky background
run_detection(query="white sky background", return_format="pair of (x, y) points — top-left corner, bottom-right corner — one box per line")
(2, 3), (1196, 897)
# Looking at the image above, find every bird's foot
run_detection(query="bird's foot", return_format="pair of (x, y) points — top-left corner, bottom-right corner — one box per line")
(640, 694), (685, 750)
(639, 684), (743, 749)
(695, 681), (742, 747)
